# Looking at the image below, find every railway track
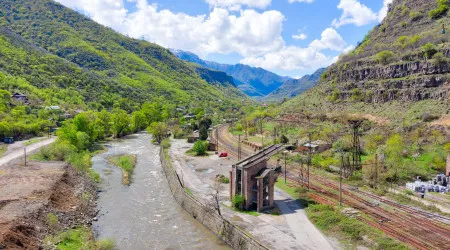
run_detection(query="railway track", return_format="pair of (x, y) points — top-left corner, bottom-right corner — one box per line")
(213, 124), (450, 249)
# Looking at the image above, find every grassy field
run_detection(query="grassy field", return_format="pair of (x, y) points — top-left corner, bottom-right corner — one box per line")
(44, 227), (115, 250)
(108, 154), (137, 185)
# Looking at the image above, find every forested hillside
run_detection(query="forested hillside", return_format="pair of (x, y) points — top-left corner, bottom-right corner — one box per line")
(0, 0), (246, 113)
(283, 0), (450, 125)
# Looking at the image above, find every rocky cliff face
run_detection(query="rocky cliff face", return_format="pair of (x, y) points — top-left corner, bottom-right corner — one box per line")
(320, 0), (450, 104)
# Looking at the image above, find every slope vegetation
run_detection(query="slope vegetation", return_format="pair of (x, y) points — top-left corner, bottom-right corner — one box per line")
(0, 0), (246, 112)
(284, 0), (450, 125)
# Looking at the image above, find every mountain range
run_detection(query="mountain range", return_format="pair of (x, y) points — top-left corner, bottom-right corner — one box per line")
(171, 50), (291, 97)
(263, 68), (325, 102)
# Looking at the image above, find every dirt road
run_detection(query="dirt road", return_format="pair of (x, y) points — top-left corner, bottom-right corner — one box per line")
(0, 137), (56, 167)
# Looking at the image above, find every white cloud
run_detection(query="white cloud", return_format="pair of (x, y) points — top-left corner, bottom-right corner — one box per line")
(292, 33), (307, 40)
(56, 0), (128, 28)
(241, 27), (349, 71)
(241, 46), (331, 71)
(378, 0), (393, 22)
(309, 28), (346, 51)
(332, 0), (378, 27)
(54, 0), (350, 72)
(288, 0), (315, 3)
(343, 45), (355, 54)
(205, 0), (272, 10)
(56, 0), (285, 58)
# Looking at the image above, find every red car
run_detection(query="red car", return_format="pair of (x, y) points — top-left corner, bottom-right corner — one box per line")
(219, 152), (228, 158)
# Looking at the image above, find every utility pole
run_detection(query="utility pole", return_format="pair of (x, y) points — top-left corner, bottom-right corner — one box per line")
(274, 127), (277, 144)
(307, 131), (312, 191)
(238, 134), (242, 161)
(24, 148), (27, 166)
(215, 127), (219, 154)
(375, 154), (378, 187)
(284, 151), (287, 183)
(340, 154), (343, 207)
(260, 118), (264, 150)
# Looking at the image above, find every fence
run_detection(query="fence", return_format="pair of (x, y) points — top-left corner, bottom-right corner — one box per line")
(159, 147), (268, 250)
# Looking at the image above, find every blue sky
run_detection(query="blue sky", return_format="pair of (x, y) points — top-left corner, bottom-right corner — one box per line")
(56, 0), (392, 78)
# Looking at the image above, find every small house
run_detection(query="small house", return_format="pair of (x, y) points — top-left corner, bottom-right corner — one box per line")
(302, 140), (331, 153)
(207, 138), (218, 151)
(11, 93), (29, 104)
(187, 131), (200, 143)
(45, 106), (61, 111)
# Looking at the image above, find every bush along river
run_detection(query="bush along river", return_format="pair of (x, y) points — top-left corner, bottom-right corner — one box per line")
(92, 132), (229, 249)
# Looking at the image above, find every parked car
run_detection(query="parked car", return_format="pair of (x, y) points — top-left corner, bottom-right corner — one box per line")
(219, 152), (228, 158)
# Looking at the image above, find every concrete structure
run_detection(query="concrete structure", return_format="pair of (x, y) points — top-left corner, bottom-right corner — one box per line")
(230, 145), (284, 212)
(302, 140), (331, 153)
(446, 155), (450, 176)
(207, 138), (218, 151)
(187, 131), (199, 143)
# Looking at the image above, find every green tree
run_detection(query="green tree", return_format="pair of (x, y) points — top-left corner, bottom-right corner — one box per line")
(0, 121), (12, 138)
(280, 134), (289, 144)
(146, 122), (168, 144)
(193, 140), (208, 156)
(0, 90), (11, 112)
(131, 111), (147, 132)
(377, 50), (394, 65)
(199, 125), (208, 141)
(423, 43), (437, 60)
(385, 134), (405, 169)
(112, 109), (130, 138)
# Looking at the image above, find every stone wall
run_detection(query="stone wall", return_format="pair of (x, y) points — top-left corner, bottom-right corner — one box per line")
(159, 147), (268, 250)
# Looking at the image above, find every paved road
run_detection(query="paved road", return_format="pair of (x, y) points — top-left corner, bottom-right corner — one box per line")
(0, 137), (56, 167)
(274, 192), (334, 250)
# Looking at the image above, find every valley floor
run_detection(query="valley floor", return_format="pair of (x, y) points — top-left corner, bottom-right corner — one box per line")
(168, 138), (338, 250)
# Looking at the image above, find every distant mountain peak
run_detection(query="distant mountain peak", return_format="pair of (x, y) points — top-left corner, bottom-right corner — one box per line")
(171, 50), (290, 97)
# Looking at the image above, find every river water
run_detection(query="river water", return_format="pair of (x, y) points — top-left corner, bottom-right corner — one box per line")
(92, 133), (229, 249)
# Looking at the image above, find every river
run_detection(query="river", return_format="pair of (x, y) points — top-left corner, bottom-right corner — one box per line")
(92, 133), (229, 249)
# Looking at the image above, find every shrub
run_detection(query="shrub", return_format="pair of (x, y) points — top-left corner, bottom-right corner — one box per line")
(351, 88), (363, 101)
(432, 52), (447, 66)
(46, 213), (59, 228)
(410, 11), (424, 21)
(410, 35), (421, 45)
(88, 169), (101, 183)
(377, 50), (395, 65)
(161, 138), (171, 149)
(280, 134), (289, 144)
(429, 0), (449, 19)
(69, 151), (92, 172)
(401, 6), (410, 16)
(397, 36), (408, 44)
(218, 175), (230, 184)
(400, 21), (408, 28)
(192, 140), (208, 156)
(96, 239), (115, 250)
(423, 43), (437, 59)
(232, 195), (245, 209)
